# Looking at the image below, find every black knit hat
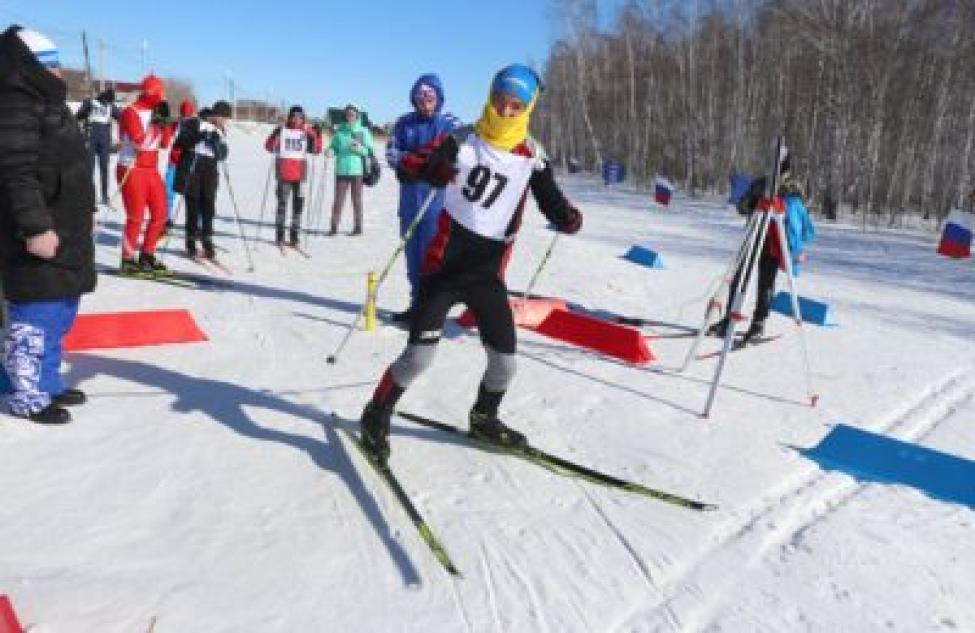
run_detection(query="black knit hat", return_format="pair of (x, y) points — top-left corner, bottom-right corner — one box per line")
(97, 88), (115, 103)
(211, 100), (232, 118)
(288, 105), (305, 119)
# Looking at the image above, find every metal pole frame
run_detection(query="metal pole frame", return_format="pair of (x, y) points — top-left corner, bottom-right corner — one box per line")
(677, 209), (766, 373)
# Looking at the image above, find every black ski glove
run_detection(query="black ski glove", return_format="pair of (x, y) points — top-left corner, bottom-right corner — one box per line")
(420, 135), (459, 188)
(558, 207), (582, 234)
(151, 100), (171, 126)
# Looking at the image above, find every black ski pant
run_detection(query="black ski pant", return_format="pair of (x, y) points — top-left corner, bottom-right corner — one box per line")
(88, 127), (112, 202)
(275, 180), (305, 243)
(728, 246), (779, 324)
(185, 168), (219, 254)
(387, 274), (517, 399)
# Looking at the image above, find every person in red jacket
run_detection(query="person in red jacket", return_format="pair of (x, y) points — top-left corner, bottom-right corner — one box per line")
(117, 74), (173, 275)
(164, 99), (196, 228)
(264, 105), (322, 247)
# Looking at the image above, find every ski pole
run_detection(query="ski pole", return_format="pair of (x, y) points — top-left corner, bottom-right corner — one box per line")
(220, 163), (256, 272)
(306, 152), (317, 230)
(315, 151), (328, 235)
(106, 163), (135, 211)
(771, 214), (819, 407)
(326, 188), (438, 365)
(522, 232), (560, 301)
(158, 154), (200, 264)
(255, 160), (273, 243)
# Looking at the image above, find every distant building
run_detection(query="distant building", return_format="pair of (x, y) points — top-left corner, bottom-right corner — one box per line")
(234, 99), (282, 123)
(61, 68), (194, 108)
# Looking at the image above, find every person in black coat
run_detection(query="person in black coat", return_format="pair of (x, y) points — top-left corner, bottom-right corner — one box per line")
(173, 101), (231, 259)
(0, 26), (97, 425)
(76, 87), (120, 205)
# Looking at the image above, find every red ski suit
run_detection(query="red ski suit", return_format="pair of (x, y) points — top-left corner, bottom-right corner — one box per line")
(117, 87), (172, 258)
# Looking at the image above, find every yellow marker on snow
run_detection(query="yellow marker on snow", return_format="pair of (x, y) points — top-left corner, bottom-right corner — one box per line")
(364, 271), (378, 332)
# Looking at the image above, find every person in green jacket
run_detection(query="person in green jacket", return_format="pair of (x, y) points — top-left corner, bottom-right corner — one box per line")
(329, 103), (374, 235)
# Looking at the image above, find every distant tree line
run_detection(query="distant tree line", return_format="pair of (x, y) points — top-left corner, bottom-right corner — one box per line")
(536, 0), (975, 225)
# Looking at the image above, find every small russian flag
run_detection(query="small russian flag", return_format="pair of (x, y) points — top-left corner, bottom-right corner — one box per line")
(938, 210), (973, 259)
(654, 176), (674, 206)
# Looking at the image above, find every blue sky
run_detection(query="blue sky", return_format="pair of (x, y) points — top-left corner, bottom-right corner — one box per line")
(2, 1), (623, 123)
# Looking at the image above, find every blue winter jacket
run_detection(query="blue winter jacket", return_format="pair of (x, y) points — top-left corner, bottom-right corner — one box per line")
(386, 74), (461, 220)
(784, 194), (815, 275)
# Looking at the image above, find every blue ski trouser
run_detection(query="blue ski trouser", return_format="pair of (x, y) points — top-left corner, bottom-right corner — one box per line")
(1, 298), (80, 415)
(165, 164), (178, 220)
(400, 207), (441, 307)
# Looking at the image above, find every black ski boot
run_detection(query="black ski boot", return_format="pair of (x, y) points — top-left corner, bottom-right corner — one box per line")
(358, 375), (405, 464)
(138, 252), (169, 276)
(202, 239), (216, 260)
(468, 384), (526, 449)
(359, 401), (392, 464)
(740, 320), (766, 346)
(119, 257), (142, 277)
(707, 317), (730, 338)
(470, 412), (527, 449)
(53, 388), (87, 407)
(186, 238), (198, 258)
(19, 403), (72, 425)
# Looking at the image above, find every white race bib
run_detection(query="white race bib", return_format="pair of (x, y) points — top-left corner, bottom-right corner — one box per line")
(89, 101), (112, 125)
(279, 128), (308, 160)
(444, 134), (535, 241)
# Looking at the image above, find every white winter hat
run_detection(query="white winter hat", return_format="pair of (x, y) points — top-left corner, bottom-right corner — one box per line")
(17, 28), (60, 69)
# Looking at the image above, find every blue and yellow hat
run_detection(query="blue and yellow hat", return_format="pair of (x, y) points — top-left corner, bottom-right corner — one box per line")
(490, 64), (542, 104)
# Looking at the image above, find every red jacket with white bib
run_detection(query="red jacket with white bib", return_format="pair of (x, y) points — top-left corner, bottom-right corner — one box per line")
(265, 123), (323, 182)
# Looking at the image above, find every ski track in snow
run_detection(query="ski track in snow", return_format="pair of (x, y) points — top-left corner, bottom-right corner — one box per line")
(616, 365), (975, 632)
(580, 487), (659, 594)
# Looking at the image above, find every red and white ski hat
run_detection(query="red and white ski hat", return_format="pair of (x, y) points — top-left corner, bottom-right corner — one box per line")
(17, 28), (60, 69)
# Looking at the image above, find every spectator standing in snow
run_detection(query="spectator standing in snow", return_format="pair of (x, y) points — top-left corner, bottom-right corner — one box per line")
(329, 103), (373, 235)
(164, 99), (197, 228)
(75, 87), (120, 206)
(265, 105), (323, 247)
(0, 26), (97, 424)
(385, 74), (461, 324)
(173, 101), (231, 259)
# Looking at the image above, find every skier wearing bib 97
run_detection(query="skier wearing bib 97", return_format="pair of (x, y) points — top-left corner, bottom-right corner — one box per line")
(357, 64), (583, 464)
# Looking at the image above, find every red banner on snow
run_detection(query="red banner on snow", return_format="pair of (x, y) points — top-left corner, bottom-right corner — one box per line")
(457, 301), (654, 365)
(63, 309), (208, 351)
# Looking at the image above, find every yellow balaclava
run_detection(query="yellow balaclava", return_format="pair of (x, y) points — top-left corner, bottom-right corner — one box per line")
(474, 96), (536, 151)
(474, 64), (542, 151)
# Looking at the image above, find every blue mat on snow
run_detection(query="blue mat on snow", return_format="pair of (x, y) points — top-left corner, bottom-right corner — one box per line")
(800, 423), (975, 509)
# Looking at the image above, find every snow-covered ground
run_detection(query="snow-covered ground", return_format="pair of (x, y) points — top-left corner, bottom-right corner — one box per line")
(1, 123), (973, 632)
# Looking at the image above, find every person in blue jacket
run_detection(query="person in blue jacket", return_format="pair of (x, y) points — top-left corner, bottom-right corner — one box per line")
(710, 149), (814, 344)
(385, 73), (461, 323)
